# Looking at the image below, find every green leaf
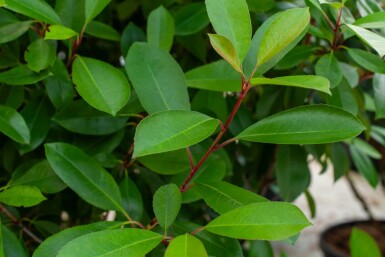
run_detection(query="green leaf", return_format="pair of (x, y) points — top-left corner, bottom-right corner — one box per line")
(351, 138), (382, 159)
(205, 202), (311, 240)
(45, 24), (78, 40)
(120, 22), (146, 56)
(346, 24), (385, 57)
(72, 56), (130, 116)
(354, 11), (385, 29)
(173, 222), (243, 257)
(247, 0), (275, 12)
(346, 48), (385, 74)
(0, 105), (30, 144)
(206, 0), (251, 62)
(45, 143), (124, 211)
(0, 185), (46, 207)
(275, 45), (316, 70)
(248, 241), (274, 257)
(174, 3), (209, 36)
(331, 143), (350, 181)
(147, 5), (174, 51)
(0, 65), (51, 85)
(237, 105), (365, 144)
(55, 0), (85, 33)
(17, 96), (54, 154)
(315, 53), (342, 88)
(350, 144), (379, 187)
(138, 149), (190, 175)
(2, 225), (28, 257)
(85, 21), (120, 41)
(56, 229), (162, 257)
(119, 176), (144, 221)
(276, 145), (310, 201)
(5, 0), (62, 24)
(44, 59), (75, 109)
(373, 73), (385, 119)
(153, 184), (181, 232)
(185, 60), (241, 92)
(251, 75), (331, 94)
(133, 110), (218, 157)
(11, 160), (66, 194)
(33, 222), (125, 257)
(53, 100), (128, 136)
(208, 34), (243, 74)
(0, 0), (4, 7)
(85, 0), (111, 23)
(243, 8), (309, 78)
(350, 228), (381, 257)
(25, 38), (56, 73)
(326, 77), (358, 114)
(165, 234), (208, 257)
(195, 181), (267, 215)
(0, 21), (32, 44)
(126, 42), (190, 114)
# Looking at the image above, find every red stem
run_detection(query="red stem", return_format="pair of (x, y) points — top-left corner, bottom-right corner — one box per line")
(180, 81), (250, 192)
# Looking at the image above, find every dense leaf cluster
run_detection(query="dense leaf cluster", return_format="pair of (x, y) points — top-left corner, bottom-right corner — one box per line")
(0, 0), (384, 256)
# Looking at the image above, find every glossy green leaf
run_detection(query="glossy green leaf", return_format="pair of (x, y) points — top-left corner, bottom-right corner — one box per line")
(153, 184), (181, 232)
(251, 75), (330, 94)
(85, 21), (120, 41)
(206, 0), (251, 62)
(0, 185), (46, 207)
(2, 225), (28, 257)
(0, 85), (24, 109)
(120, 22), (146, 56)
(53, 100), (128, 136)
(351, 138), (382, 159)
(119, 176), (144, 221)
(0, 105), (30, 144)
(33, 222), (124, 257)
(346, 48), (385, 74)
(237, 105), (365, 144)
(247, 0), (275, 12)
(205, 202), (311, 240)
(0, 21), (32, 44)
(0, 65), (51, 85)
(346, 24), (385, 57)
(243, 8), (309, 78)
(173, 222), (243, 257)
(11, 160), (66, 194)
(354, 11), (385, 28)
(276, 145), (310, 201)
(85, 0), (111, 23)
(331, 143), (350, 181)
(126, 42), (190, 114)
(350, 228), (381, 257)
(147, 6), (174, 51)
(72, 56), (130, 116)
(185, 60), (241, 92)
(165, 234), (208, 257)
(208, 34), (242, 74)
(373, 73), (385, 119)
(315, 53), (342, 88)
(45, 143), (124, 211)
(192, 90), (228, 121)
(5, 0), (62, 24)
(326, 78), (358, 114)
(0, 0), (4, 7)
(55, 0), (85, 33)
(275, 45), (316, 70)
(174, 3), (209, 36)
(44, 59), (75, 109)
(138, 149), (190, 175)
(45, 24), (78, 40)
(133, 110), (218, 157)
(350, 144), (379, 187)
(17, 96), (54, 154)
(196, 181), (267, 215)
(74, 130), (125, 156)
(57, 229), (162, 257)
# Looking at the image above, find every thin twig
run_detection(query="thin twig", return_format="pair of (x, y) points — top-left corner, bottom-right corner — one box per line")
(0, 204), (43, 244)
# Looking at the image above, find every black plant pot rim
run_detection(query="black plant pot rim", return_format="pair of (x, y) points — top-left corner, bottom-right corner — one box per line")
(319, 219), (385, 257)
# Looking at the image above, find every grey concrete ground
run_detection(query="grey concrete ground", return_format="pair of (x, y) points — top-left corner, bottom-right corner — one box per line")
(272, 161), (385, 257)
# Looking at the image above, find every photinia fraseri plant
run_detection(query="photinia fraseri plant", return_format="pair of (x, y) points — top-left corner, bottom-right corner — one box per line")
(0, 0), (383, 256)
